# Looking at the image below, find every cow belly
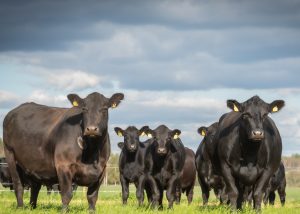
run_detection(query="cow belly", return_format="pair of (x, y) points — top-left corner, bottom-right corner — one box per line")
(14, 149), (56, 180)
(238, 166), (259, 185)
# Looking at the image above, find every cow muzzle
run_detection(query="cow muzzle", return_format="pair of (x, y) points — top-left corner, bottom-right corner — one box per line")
(249, 129), (264, 141)
(84, 126), (101, 137)
(157, 147), (167, 155)
(128, 144), (137, 152)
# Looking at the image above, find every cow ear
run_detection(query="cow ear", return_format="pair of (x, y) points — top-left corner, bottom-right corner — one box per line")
(171, 129), (181, 139)
(227, 99), (242, 112)
(198, 127), (208, 136)
(114, 127), (124, 137)
(117, 142), (124, 149)
(139, 126), (150, 137)
(269, 100), (285, 113)
(140, 126), (154, 138)
(67, 94), (84, 107)
(109, 93), (124, 109)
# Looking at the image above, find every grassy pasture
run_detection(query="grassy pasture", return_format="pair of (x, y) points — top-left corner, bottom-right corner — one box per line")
(0, 185), (299, 213)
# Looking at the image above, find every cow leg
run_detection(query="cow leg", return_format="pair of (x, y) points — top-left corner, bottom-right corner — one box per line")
(57, 167), (73, 211)
(236, 183), (244, 209)
(145, 176), (159, 207)
(120, 175), (129, 205)
(87, 180), (101, 211)
(4, 145), (24, 208)
(199, 178), (209, 205)
(220, 186), (229, 205)
(278, 181), (286, 206)
(158, 187), (164, 209)
(166, 176), (179, 209)
(263, 187), (270, 205)
(268, 191), (275, 205)
(136, 174), (145, 206)
(175, 184), (181, 204)
(30, 181), (41, 209)
(213, 188), (220, 200)
(253, 171), (273, 211)
(186, 184), (194, 205)
(86, 168), (106, 211)
(220, 163), (238, 210)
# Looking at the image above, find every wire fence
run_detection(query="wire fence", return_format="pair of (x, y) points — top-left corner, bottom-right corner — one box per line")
(1, 163), (300, 193)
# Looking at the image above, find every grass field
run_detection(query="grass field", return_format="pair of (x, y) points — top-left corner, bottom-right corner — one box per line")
(0, 185), (299, 213)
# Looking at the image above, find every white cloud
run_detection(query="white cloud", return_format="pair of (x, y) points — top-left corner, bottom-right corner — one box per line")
(0, 90), (20, 108)
(28, 90), (68, 107)
(46, 70), (101, 91)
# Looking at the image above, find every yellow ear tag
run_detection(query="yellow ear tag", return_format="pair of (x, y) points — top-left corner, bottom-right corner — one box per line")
(72, 101), (78, 107)
(147, 133), (152, 138)
(201, 130), (206, 136)
(140, 132), (145, 136)
(117, 131), (123, 137)
(112, 103), (117, 108)
(272, 106), (278, 112)
(233, 104), (239, 112)
(173, 134), (179, 139)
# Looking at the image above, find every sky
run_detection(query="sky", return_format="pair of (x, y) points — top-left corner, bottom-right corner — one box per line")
(0, 0), (300, 155)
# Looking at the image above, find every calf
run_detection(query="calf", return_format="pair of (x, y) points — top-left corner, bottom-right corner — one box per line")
(216, 96), (284, 210)
(142, 125), (186, 209)
(195, 123), (226, 205)
(175, 147), (196, 204)
(114, 126), (158, 206)
(264, 161), (286, 206)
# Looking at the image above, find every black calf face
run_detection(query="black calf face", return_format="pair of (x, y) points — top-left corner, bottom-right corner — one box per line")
(114, 126), (145, 152)
(227, 96), (284, 142)
(68, 92), (124, 137)
(143, 125), (181, 156)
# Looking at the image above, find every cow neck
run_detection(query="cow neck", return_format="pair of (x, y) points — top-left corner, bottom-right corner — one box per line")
(238, 125), (261, 167)
(124, 145), (139, 162)
(81, 131), (108, 165)
(152, 148), (169, 168)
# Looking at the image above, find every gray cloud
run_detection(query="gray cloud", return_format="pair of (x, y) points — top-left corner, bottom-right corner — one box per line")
(1, 0), (300, 51)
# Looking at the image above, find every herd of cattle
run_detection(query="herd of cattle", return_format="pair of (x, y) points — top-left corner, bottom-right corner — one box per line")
(0, 92), (287, 211)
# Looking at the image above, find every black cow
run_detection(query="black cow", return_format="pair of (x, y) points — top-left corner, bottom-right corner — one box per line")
(3, 92), (124, 211)
(114, 126), (158, 206)
(175, 147), (196, 205)
(0, 157), (31, 190)
(264, 161), (286, 206)
(142, 125), (186, 209)
(216, 96), (284, 210)
(0, 157), (13, 189)
(196, 123), (226, 205)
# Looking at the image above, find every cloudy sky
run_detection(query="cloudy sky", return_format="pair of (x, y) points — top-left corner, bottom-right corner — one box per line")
(0, 0), (300, 155)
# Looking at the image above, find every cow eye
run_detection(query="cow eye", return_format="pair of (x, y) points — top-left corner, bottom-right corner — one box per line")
(82, 107), (88, 112)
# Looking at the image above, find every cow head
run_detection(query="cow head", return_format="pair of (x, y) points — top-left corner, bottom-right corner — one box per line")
(197, 122), (218, 143)
(114, 126), (146, 152)
(142, 125), (181, 156)
(227, 95), (284, 142)
(68, 92), (124, 138)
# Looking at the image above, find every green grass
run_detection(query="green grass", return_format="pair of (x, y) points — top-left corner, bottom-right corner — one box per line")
(0, 186), (300, 213)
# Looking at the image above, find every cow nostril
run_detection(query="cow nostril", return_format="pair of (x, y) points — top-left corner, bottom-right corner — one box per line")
(86, 127), (90, 131)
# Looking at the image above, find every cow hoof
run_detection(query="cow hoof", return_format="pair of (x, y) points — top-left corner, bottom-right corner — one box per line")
(88, 209), (96, 214)
(61, 205), (69, 213)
